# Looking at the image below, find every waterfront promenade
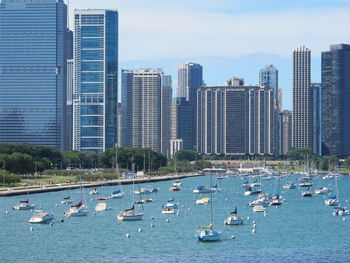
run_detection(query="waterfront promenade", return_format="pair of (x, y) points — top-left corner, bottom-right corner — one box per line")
(0, 172), (203, 197)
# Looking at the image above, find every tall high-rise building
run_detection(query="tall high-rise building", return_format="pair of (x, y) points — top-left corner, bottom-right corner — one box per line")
(278, 87), (283, 112)
(117, 102), (122, 147)
(311, 83), (322, 156)
(161, 75), (172, 156)
(171, 97), (193, 150)
(260, 64), (279, 156)
(73, 9), (118, 153)
(0, 0), (68, 149)
(280, 110), (292, 155)
(197, 81), (274, 156)
(321, 44), (350, 157)
(121, 68), (162, 152)
(177, 62), (203, 150)
(292, 46), (312, 149)
(66, 59), (74, 150)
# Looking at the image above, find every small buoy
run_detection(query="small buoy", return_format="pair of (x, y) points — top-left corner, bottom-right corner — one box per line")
(151, 223), (154, 228)
(31, 209), (34, 212)
(90, 199), (93, 201)
(346, 200), (349, 203)
(108, 207), (111, 210)
(182, 205), (185, 208)
(176, 212), (180, 216)
(252, 220), (256, 224)
(126, 233), (130, 238)
(60, 218), (64, 222)
(225, 198), (228, 201)
(166, 219), (169, 223)
(30, 226), (33, 232)
(5, 211), (9, 215)
(343, 217), (346, 222)
(253, 223), (256, 229)
(150, 216), (154, 220)
(264, 211), (267, 217)
(93, 212), (96, 216)
(55, 204), (58, 207)
(188, 208), (191, 211)
(252, 229), (256, 234)
(39, 206), (42, 209)
(231, 235), (235, 239)
(138, 228), (142, 233)
(247, 216), (250, 221)
(50, 223), (53, 227)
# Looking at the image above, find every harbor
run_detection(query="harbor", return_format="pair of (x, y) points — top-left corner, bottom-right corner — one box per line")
(1, 172), (349, 262)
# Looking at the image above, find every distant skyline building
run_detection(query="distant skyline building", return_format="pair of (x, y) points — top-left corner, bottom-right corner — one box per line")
(311, 83), (322, 156)
(73, 9), (119, 153)
(66, 59), (74, 150)
(177, 62), (203, 150)
(280, 110), (292, 155)
(278, 87), (283, 112)
(197, 82), (275, 156)
(121, 68), (162, 152)
(292, 46), (312, 149)
(260, 64), (279, 156)
(321, 44), (350, 157)
(171, 97), (193, 150)
(161, 75), (172, 156)
(0, 0), (68, 150)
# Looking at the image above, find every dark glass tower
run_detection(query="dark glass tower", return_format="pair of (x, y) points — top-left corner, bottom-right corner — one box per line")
(321, 44), (350, 157)
(0, 0), (68, 150)
(73, 9), (118, 153)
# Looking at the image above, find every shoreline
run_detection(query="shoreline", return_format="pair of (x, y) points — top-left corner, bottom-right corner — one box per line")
(0, 172), (204, 197)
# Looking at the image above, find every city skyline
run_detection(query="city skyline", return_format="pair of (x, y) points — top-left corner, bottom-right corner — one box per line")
(68, 0), (350, 110)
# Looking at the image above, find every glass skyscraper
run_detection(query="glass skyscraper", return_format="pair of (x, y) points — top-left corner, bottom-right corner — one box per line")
(73, 9), (118, 153)
(0, 0), (68, 149)
(177, 62), (203, 150)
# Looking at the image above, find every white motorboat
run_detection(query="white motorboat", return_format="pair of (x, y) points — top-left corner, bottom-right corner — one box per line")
(109, 190), (125, 199)
(248, 194), (271, 207)
(333, 208), (350, 216)
(325, 197), (339, 206)
(165, 202), (178, 209)
(283, 182), (296, 189)
(13, 200), (35, 211)
(253, 205), (266, 212)
(244, 186), (262, 196)
(302, 189), (313, 197)
(224, 215), (243, 225)
(95, 202), (107, 212)
(162, 208), (175, 214)
(29, 211), (54, 224)
(315, 187), (331, 195)
(173, 180), (182, 187)
(196, 197), (210, 205)
(193, 186), (211, 194)
(195, 228), (221, 242)
(89, 188), (98, 195)
(61, 196), (72, 204)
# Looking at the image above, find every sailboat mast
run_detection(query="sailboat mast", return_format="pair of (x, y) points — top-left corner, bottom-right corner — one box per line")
(210, 173), (213, 225)
(132, 163), (135, 204)
(79, 173), (82, 201)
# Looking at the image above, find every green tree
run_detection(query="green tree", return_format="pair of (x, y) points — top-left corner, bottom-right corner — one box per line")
(174, 150), (199, 162)
(287, 147), (314, 160)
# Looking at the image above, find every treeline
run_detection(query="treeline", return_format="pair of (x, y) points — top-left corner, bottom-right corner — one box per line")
(0, 143), (167, 175)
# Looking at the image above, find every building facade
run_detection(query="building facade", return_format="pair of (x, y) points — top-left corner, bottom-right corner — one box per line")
(0, 0), (68, 149)
(121, 68), (162, 152)
(280, 110), (292, 155)
(161, 75), (172, 156)
(197, 83), (274, 156)
(66, 59), (74, 150)
(260, 64), (279, 156)
(311, 83), (322, 156)
(177, 62), (203, 150)
(73, 9), (118, 153)
(171, 97), (193, 150)
(292, 46), (312, 149)
(321, 44), (350, 157)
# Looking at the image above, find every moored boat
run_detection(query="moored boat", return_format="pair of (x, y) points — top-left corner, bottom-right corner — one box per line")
(29, 211), (54, 224)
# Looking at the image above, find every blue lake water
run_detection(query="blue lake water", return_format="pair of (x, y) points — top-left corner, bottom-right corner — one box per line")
(1, 174), (350, 263)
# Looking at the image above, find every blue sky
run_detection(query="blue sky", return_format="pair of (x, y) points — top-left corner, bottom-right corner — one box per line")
(70, 0), (350, 110)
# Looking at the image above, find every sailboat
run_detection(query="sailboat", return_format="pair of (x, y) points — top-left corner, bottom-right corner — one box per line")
(118, 164), (144, 221)
(270, 176), (283, 206)
(195, 174), (221, 242)
(325, 177), (340, 206)
(109, 144), (125, 199)
(170, 156), (181, 190)
(13, 175), (35, 210)
(224, 207), (243, 225)
(65, 174), (88, 217)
